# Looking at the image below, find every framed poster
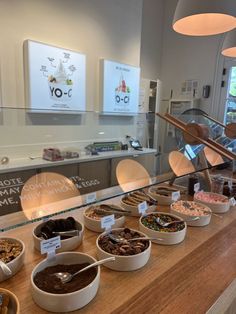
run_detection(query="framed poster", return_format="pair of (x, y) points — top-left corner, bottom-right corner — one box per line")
(100, 59), (140, 114)
(24, 40), (86, 112)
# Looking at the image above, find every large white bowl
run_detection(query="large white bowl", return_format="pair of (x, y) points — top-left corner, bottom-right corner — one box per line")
(31, 252), (100, 313)
(0, 288), (20, 314)
(0, 237), (25, 282)
(32, 219), (84, 253)
(139, 212), (187, 245)
(148, 186), (180, 205)
(96, 228), (151, 271)
(83, 206), (125, 233)
(171, 201), (212, 227)
(194, 192), (230, 213)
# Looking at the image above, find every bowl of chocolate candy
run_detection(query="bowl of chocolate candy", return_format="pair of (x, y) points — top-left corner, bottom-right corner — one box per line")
(31, 252), (100, 312)
(33, 217), (84, 253)
(0, 237), (25, 282)
(83, 204), (126, 232)
(96, 228), (151, 271)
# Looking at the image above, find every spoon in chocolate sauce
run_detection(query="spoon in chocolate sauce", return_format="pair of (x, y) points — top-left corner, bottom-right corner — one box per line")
(52, 257), (115, 284)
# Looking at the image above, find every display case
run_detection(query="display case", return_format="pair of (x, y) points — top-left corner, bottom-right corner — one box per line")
(0, 107), (236, 313)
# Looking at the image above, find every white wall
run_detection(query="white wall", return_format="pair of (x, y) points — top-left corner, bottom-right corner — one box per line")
(0, 0), (144, 158)
(140, 0), (164, 80)
(0, 0), (143, 110)
(161, 0), (224, 115)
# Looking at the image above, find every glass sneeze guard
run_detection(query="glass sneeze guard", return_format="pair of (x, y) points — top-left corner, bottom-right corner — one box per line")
(0, 107), (233, 231)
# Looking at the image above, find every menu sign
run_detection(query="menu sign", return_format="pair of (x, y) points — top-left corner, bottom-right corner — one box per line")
(101, 59), (140, 114)
(24, 40), (86, 112)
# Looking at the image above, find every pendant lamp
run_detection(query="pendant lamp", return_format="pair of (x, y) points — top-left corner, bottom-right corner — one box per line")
(222, 28), (236, 57)
(173, 0), (236, 36)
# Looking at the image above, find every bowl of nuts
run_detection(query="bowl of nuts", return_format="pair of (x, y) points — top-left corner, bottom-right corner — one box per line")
(0, 288), (20, 314)
(0, 237), (25, 282)
(96, 228), (151, 271)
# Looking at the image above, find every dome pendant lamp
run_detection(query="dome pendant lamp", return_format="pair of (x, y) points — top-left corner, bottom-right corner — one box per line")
(173, 0), (236, 36)
(222, 29), (236, 57)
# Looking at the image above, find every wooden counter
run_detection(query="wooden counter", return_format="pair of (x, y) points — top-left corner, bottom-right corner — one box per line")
(1, 197), (236, 314)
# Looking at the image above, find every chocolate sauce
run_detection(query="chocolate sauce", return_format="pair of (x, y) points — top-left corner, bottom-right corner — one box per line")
(33, 263), (97, 294)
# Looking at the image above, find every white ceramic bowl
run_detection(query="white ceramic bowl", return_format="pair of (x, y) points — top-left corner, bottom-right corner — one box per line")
(120, 199), (141, 216)
(0, 237), (25, 282)
(194, 192), (230, 213)
(83, 206), (125, 233)
(32, 219), (84, 253)
(96, 228), (151, 271)
(148, 186), (180, 205)
(171, 201), (212, 227)
(139, 212), (187, 245)
(31, 252), (100, 313)
(0, 288), (20, 314)
(120, 196), (156, 217)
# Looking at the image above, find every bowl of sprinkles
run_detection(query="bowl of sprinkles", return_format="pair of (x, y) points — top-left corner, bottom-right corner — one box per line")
(139, 212), (187, 245)
(194, 191), (230, 213)
(171, 200), (212, 226)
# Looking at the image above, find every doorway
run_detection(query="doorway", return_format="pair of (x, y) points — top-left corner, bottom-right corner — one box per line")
(218, 58), (236, 124)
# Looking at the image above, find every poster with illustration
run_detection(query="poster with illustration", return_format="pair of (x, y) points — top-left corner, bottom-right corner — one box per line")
(24, 40), (86, 112)
(101, 59), (140, 114)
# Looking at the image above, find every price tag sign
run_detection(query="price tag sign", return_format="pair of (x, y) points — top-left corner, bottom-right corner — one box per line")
(194, 182), (200, 193)
(86, 192), (97, 204)
(101, 214), (115, 230)
(138, 201), (148, 215)
(40, 236), (61, 258)
(230, 197), (236, 207)
(172, 191), (180, 201)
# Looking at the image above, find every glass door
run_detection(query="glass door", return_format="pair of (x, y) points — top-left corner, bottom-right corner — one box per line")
(225, 66), (236, 124)
(219, 58), (236, 123)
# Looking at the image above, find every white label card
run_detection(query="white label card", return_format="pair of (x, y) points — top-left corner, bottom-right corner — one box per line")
(40, 236), (61, 255)
(86, 192), (97, 204)
(138, 201), (148, 214)
(194, 183), (200, 193)
(230, 197), (236, 207)
(172, 191), (180, 201)
(101, 215), (115, 230)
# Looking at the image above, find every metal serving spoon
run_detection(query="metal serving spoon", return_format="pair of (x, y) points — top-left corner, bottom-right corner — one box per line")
(0, 260), (12, 276)
(52, 230), (80, 237)
(108, 233), (163, 243)
(155, 216), (199, 227)
(52, 257), (115, 284)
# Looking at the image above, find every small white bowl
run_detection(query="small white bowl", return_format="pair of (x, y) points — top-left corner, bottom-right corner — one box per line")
(32, 219), (84, 253)
(0, 237), (25, 282)
(139, 212), (187, 245)
(194, 192), (230, 213)
(83, 206), (125, 233)
(0, 288), (20, 314)
(171, 201), (212, 227)
(96, 228), (151, 271)
(31, 252), (100, 312)
(120, 199), (140, 216)
(148, 186), (180, 205)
